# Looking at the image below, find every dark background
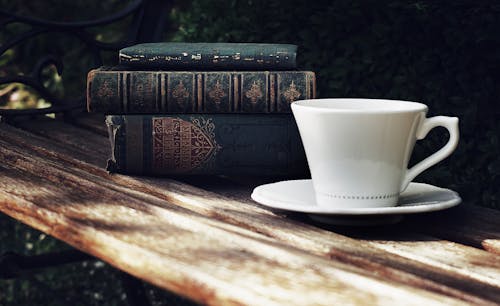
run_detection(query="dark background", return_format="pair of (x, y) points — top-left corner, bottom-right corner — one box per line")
(1, 0), (499, 305)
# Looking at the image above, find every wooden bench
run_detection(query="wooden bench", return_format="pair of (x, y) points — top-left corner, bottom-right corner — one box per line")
(0, 115), (499, 305)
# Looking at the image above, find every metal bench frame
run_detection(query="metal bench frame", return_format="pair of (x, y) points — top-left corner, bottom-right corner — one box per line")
(0, 0), (171, 118)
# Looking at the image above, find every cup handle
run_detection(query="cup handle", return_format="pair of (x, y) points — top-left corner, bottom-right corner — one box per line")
(400, 116), (459, 192)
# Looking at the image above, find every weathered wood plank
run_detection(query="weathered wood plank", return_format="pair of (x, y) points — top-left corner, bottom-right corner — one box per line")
(205, 177), (500, 256)
(15, 118), (500, 256)
(15, 119), (110, 159)
(362, 234), (500, 288)
(209, 182), (500, 298)
(3, 121), (106, 167)
(0, 137), (470, 306)
(408, 206), (500, 254)
(70, 114), (108, 136)
(1, 123), (499, 304)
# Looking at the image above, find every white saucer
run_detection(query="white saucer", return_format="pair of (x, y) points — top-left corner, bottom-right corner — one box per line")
(251, 180), (461, 225)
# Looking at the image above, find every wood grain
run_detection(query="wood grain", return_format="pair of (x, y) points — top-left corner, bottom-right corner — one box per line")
(0, 135), (472, 306)
(363, 235), (500, 287)
(16, 119), (110, 160)
(408, 206), (500, 254)
(70, 114), (108, 136)
(212, 182), (500, 303)
(1, 121), (499, 304)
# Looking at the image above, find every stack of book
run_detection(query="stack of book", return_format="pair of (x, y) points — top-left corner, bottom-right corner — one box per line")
(86, 42), (316, 176)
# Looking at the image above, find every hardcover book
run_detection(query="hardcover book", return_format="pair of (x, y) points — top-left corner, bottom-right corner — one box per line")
(119, 42), (297, 70)
(87, 68), (316, 114)
(106, 114), (307, 176)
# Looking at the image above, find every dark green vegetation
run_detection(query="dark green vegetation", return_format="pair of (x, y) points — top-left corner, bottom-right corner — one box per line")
(1, 0), (498, 305)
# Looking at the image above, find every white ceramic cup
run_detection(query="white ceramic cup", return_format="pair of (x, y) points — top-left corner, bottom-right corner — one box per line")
(291, 98), (459, 209)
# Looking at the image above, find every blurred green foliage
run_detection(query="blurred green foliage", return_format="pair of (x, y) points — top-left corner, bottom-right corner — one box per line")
(0, 217), (124, 305)
(0, 0), (132, 110)
(0, 0), (499, 305)
(0, 218), (197, 305)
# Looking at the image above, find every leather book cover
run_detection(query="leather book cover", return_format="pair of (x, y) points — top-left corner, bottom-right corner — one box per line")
(106, 114), (308, 176)
(119, 42), (297, 70)
(87, 68), (316, 114)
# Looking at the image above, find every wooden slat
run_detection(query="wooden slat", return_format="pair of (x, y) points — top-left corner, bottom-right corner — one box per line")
(16, 119), (110, 160)
(202, 176), (500, 256)
(70, 113), (108, 136)
(16, 118), (500, 255)
(0, 134), (471, 306)
(363, 234), (500, 288)
(1, 122), (499, 304)
(5, 122), (105, 167)
(408, 206), (500, 254)
(210, 182), (500, 301)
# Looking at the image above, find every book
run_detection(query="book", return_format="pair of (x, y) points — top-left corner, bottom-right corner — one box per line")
(106, 114), (307, 176)
(87, 68), (316, 114)
(119, 43), (297, 70)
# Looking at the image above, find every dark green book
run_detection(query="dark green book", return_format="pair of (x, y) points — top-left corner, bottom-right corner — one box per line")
(87, 68), (316, 114)
(119, 43), (297, 70)
(106, 115), (307, 176)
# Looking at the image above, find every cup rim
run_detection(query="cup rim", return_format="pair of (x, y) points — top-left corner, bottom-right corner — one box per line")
(291, 98), (428, 114)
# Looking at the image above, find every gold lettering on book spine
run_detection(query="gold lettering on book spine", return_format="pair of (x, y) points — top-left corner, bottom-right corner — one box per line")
(283, 80), (301, 102)
(152, 117), (220, 173)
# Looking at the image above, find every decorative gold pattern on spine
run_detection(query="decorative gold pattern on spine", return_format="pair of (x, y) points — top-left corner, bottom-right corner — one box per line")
(172, 81), (190, 108)
(90, 70), (315, 114)
(97, 80), (114, 98)
(283, 80), (301, 103)
(208, 80), (226, 104)
(245, 81), (263, 104)
(152, 117), (220, 173)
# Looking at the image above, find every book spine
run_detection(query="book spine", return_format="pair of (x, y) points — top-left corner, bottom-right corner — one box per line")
(88, 71), (316, 114)
(106, 114), (307, 176)
(119, 44), (297, 70)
